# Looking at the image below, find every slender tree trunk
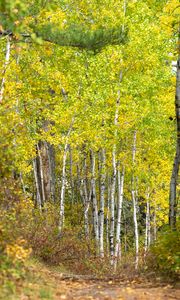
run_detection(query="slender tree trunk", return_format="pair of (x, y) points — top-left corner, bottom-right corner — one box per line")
(169, 34), (180, 228)
(69, 146), (74, 205)
(145, 188), (151, 253)
(90, 149), (99, 253)
(33, 158), (42, 210)
(84, 179), (90, 240)
(76, 164), (81, 203)
(153, 205), (157, 241)
(20, 172), (26, 195)
(106, 175), (111, 256)
(46, 142), (56, 202)
(37, 142), (46, 204)
(34, 141), (55, 204)
(110, 146), (117, 265)
(80, 153), (90, 239)
(114, 165), (125, 270)
(109, 71), (123, 265)
(131, 131), (139, 269)
(124, 211), (127, 253)
(0, 37), (11, 103)
(99, 149), (106, 258)
(59, 143), (68, 233)
(59, 118), (75, 233)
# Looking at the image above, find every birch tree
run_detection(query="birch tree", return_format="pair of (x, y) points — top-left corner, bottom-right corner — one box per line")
(99, 149), (106, 258)
(114, 165), (124, 269)
(0, 37), (10, 103)
(80, 152), (90, 240)
(131, 131), (139, 269)
(59, 118), (74, 234)
(90, 149), (99, 252)
(144, 188), (151, 253)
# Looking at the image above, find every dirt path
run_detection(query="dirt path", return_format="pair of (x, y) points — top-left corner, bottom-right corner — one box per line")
(13, 262), (179, 300)
(54, 279), (180, 300)
(32, 264), (180, 300)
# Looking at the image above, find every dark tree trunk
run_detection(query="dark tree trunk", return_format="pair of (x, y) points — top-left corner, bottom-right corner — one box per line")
(169, 30), (180, 229)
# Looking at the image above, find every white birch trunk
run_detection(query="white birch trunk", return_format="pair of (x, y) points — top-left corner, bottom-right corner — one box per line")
(124, 212), (127, 253)
(80, 154), (90, 239)
(122, 0), (127, 33)
(106, 175), (111, 256)
(59, 143), (68, 233)
(0, 37), (11, 103)
(153, 206), (157, 241)
(110, 70), (123, 265)
(59, 118), (75, 233)
(110, 146), (117, 265)
(114, 165), (125, 270)
(69, 146), (74, 205)
(76, 164), (81, 202)
(84, 180), (90, 239)
(99, 149), (106, 258)
(144, 189), (151, 253)
(110, 84), (121, 265)
(90, 149), (99, 253)
(147, 206), (151, 248)
(131, 131), (139, 269)
(37, 143), (46, 204)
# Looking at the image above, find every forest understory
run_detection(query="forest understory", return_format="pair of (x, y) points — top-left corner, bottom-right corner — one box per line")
(0, 0), (180, 299)
(1, 258), (180, 300)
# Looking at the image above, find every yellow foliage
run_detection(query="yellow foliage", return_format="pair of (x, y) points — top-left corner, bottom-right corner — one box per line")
(38, 8), (67, 29)
(6, 239), (32, 263)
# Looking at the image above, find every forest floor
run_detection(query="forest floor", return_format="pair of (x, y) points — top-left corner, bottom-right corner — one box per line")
(1, 259), (180, 300)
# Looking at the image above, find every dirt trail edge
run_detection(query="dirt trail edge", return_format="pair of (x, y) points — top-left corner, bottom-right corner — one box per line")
(26, 262), (180, 300)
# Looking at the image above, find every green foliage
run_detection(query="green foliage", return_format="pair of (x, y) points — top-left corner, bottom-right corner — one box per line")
(39, 288), (52, 299)
(0, 0), (28, 33)
(0, 181), (32, 296)
(149, 222), (180, 276)
(35, 24), (127, 50)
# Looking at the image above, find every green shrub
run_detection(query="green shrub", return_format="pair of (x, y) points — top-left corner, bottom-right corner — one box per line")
(149, 222), (180, 276)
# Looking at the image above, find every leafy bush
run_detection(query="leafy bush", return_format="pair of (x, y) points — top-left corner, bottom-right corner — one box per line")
(149, 222), (180, 277)
(0, 179), (32, 288)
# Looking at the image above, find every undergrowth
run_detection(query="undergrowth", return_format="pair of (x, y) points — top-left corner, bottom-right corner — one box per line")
(146, 221), (180, 279)
(0, 179), (179, 300)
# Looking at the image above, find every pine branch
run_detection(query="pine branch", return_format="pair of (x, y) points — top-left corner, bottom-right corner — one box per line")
(0, 25), (128, 50)
(34, 24), (128, 50)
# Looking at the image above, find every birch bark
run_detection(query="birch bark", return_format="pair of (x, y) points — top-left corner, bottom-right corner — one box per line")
(114, 165), (124, 269)
(37, 142), (46, 204)
(110, 146), (117, 265)
(69, 146), (74, 205)
(99, 149), (106, 258)
(80, 153), (90, 239)
(106, 175), (111, 256)
(110, 71), (122, 265)
(153, 205), (157, 241)
(0, 37), (11, 103)
(59, 143), (68, 233)
(144, 189), (150, 253)
(131, 131), (139, 269)
(90, 149), (99, 252)
(59, 118), (74, 233)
